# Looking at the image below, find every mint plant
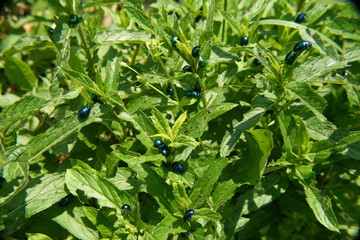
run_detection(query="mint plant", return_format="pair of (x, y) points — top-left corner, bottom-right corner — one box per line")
(0, 0), (359, 239)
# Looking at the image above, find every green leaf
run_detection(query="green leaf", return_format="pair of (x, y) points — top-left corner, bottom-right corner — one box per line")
(0, 93), (20, 108)
(248, 0), (270, 20)
(304, 116), (335, 141)
(298, 28), (326, 55)
(26, 233), (53, 240)
(224, 174), (288, 238)
(212, 179), (239, 211)
(199, 30), (215, 55)
(189, 157), (228, 208)
(47, 1), (68, 14)
(4, 56), (37, 91)
(277, 111), (312, 158)
(181, 103), (238, 138)
(293, 56), (348, 83)
(123, 4), (155, 34)
(118, 111), (156, 148)
(27, 104), (111, 163)
(0, 173), (66, 234)
(291, 165), (339, 232)
(311, 131), (360, 156)
(2, 145), (30, 180)
(126, 95), (162, 113)
(173, 181), (190, 208)
(150, 107), (172, 139)
(171, 134), (199, 149)
(47, 206), (99, 240)
(345, 48), (360, 62)
(24, 173), (66, 218)
(258, 19), (345, 54)
(220, 107), (266, 157)
(344, 141), (360, 160)
(60, 68), (101, 95)
(171, 111), (187, 139)
(234, 207), (276, 237)
(0, 96), (47, 135)
(81, 0), (124, 8)
(95, 30), (151, 44)
(195, 208), (222, 221)
(103, 56), (121, 95)
(253, 45), (281, 78)
(205, 0), (215, 32)
(83, 206), (115, 238)
(1, 36), (53, 56)
(327, 27), (360, 41)
(343, 83), (360, 107)
(218, 10), (241, 34)
(65, 167), (129, 211)
(107, 144), (159, 172)
(141, 164), (177, 214)
(238, 174), (288, 214)
(150, 215), (178, 239)
(174, 40), (196, 67)
(108, 169), (134, 191)
(332, 186), (360, 224)
(69, 50), (86, 74)
(287, 82), (328, 123)
(327, 17), (360, 41)
(236, 129), (273, 185)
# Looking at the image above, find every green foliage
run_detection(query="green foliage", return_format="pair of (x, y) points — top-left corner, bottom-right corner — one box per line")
(0, 0), (359, 239)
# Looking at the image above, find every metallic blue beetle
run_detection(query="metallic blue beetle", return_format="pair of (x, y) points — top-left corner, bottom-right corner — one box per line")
(154, 139), (165, 149)
(49, 27), (55, 35)
(171, 36), (180, 46)
(172, 162), (185, 173)
(293, 41), (312, 52)
(182, 65), (192, 73)
(160, 147), (170, 157)
(185, 90), (200, 97)
(90, 93), (102, 103)
(78, 106), (91, 119)
(192, 46), (200, 58)
(122, 204), (132, 212)
(183, 209), (195, 221)
(58, 194), (73, 207)
(198, 56), (206, 68)
(240, 36), (249, 46)
(69, 14), (79, 24)
(295, 13), (306, 23)
(253, 59), (261, 66)
(194, 83), (201, 92)
(166, 87), (175, 95)
(285, 51), (298, 65)
(180, 231), (190, 237)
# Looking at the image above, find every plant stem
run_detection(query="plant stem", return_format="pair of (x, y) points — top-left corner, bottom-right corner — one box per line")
(198, 73), (209, 108)
(112, 109), (128, 139)
(130, 44), (141, 65)
(147, 83), (178, 106)
(221, 0), (228, 42)
(78, 25), (95, 78)
(297, 0), (305, 12)
(200, 88), (209, 108)
(158, 55), (185, 112)
(158, 55), (170, 77)
(197, 136), (210, 155)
